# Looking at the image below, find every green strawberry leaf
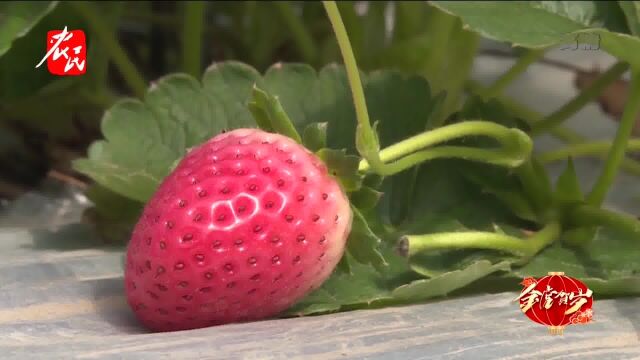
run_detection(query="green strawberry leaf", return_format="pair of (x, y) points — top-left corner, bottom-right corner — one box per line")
(461, 162), (537, 223)
(288, 241), (513, 316)
(285, 251), (404, 316)
(302, 122), (327, 152)
(324, 68), (443, 156)
(430, 1), (640, 69)
(364, 72), (443, 226)
(0, 1), (58, 58)
(363, 173), (384, 189)
(388, 159), (527, 279)
(247, 98), (274, 132)
(347, 206), (387, 271)
(73, 62), (261, 202)
(349, 186), (383, 212)
(74, 62), (443, 206)
(311, 65), (360, 153)
(84, 184), (143, 221)
(390, 96), (539, 226)
(82, 184), (143, 244)
(259, 63), (317, 133)
(249, 85), (302, 143)
(510, 226), (640, 296)
(404, 160), (518, 230)
(392, 260), (512, 301)
(316, 148), (363, 192)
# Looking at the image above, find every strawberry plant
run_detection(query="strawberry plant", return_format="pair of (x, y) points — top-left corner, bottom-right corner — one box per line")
(1, 1), (639, 332)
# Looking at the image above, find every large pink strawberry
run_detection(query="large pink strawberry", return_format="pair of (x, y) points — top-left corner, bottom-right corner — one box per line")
(124, 128), (352, 332)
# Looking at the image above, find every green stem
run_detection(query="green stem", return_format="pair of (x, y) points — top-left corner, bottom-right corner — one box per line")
(539, 140), (640, 163)
(334, 1), (363, 63)
(181, 1), (206, 78)
(358, 120), (532, 172)
(587, 69), (640, 206)
(466, 79), (640, 177)
(483, 49), (546, 99)
(568, 205), (640, 237)
(531, 62), (629, 135)
(323, 1), (386, 171)
(399, 221), (561, 259)
(322, 1), (373, 135)
(362, 145), (526, 176)
(324, 1), (527, 178)
(274, 1), (317, 64)
(69, 1), (147, 98)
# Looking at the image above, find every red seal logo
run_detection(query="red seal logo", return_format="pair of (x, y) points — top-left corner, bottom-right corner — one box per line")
(515, 272), (594, 335)
(35, 26), (87, 76)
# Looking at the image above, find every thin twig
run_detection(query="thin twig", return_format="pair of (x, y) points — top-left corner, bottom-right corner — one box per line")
(478, 48), (589, 73)
(47, 170), (89, 190)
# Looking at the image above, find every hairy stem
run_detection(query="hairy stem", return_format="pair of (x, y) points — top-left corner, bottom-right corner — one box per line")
(587, 69), (640, 206)
(323, 2), (381, 166)
(181, 1), (206, 78)
(69, 1), (147, 98)
(531, 62), (629, 135)
(483, 49), (546, 99)
(363, 145), (525, 176)
(568, 205), (640, 237)
(358, 121), (532, 173)
(398, 221), (561, 259)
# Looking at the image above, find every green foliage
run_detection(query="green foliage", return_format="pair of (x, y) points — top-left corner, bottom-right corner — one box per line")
(83, 184), (143, 244)
(392, 260), (511, 301)
(0, 1), (57, 58)
(73, 62), (445, 203)
(432, 1), (640, 69)
(316, 148), (363, 192)
(554, 158), (584, 206)
(302, 122), (328, 152)
(249, 85), (302, 143)
(2, 0), (640, 320)
(74, 62), (260, 202)
(512, 227), (640, 296)
(619, 1), (640, 36)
